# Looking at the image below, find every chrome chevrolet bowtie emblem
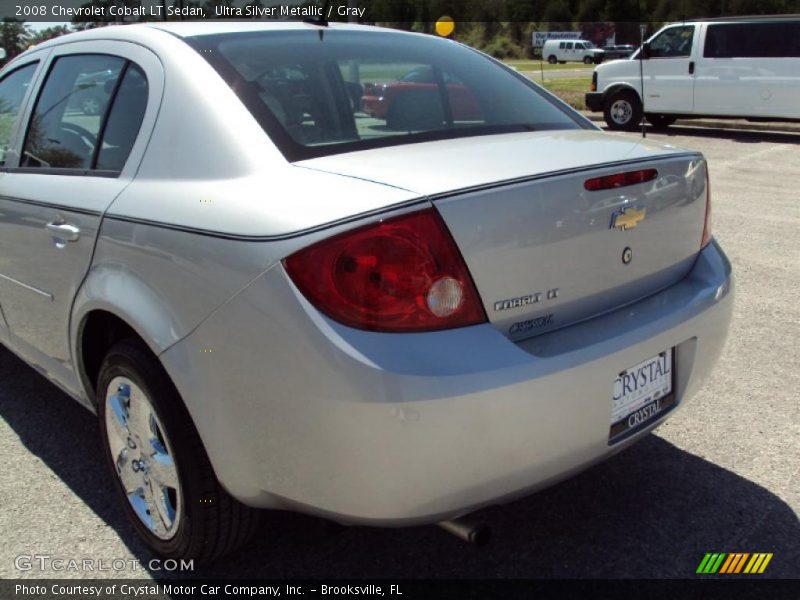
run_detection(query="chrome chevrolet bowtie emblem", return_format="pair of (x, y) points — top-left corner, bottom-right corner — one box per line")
(611, 207), (646, 231)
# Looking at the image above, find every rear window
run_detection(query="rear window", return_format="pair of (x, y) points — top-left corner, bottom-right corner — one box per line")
(188, 29), (584, 161)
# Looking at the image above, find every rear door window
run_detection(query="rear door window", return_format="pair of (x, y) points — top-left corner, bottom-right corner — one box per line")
(22, 55), (125, 170)
(20, 54), (148, 173)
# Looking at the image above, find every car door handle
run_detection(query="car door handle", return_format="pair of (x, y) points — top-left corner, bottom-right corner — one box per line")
(46, 222), (81, 242)
(689, 61), (695, 75)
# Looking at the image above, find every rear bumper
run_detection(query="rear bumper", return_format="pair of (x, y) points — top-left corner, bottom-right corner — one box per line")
(586, 91), (605, 112)
(162, 241), (733, 525)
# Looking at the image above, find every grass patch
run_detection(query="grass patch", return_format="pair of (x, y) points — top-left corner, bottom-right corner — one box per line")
(533, 76), (593, 111)
(504, 60), (595, 72)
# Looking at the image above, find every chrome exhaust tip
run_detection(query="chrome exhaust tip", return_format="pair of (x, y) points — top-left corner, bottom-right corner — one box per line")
(437, 518), (491, 546)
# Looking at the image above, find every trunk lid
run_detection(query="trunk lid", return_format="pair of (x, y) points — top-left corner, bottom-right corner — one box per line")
(298, 131), (708, 340)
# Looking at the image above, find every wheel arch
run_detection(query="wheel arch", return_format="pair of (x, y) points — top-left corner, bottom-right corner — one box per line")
(71, 266), (185, 407)
(602, 83), (642, 104)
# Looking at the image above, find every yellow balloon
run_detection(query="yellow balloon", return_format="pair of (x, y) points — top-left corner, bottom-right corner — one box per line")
(435, 16), (455, 37)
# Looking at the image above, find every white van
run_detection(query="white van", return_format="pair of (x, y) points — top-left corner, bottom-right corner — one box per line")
(585, 16), (800, 129)
(543, 39), (605, 64)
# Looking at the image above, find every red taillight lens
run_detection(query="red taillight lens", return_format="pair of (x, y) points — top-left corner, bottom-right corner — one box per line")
(701, 169), (712, 248)
(584, 168), (658, 191)
(283, 209), (486, 332)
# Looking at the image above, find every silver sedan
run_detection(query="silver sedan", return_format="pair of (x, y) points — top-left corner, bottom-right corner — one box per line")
(0, 22), (732, 562)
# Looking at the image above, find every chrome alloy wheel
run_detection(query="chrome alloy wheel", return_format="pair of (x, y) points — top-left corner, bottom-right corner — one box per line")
(105, 377), (182, 540)
(610, 99), (633, 125)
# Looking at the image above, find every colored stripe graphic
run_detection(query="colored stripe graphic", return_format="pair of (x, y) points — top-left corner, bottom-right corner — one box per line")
(744, 553), (774, 574)
(697, 553), (727, 574)
(698, 552), (773, 574)
(696, 553), (713, 573)
(720, 553), (749, 573)
(759, 554), (773, 573)
(719, 554), (735, 574)
(733, 553), (750, 573)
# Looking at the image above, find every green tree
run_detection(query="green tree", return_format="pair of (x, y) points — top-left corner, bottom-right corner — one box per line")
(542, 0), (573, 28)
(0, 20), (31, 65)
(27, 25), (72, 48)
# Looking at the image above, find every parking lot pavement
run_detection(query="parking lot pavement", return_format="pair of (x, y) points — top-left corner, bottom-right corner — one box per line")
(0, 127), (798, 580)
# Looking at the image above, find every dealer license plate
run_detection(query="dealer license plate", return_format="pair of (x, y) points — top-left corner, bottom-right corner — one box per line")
(609, 349), (674, 442)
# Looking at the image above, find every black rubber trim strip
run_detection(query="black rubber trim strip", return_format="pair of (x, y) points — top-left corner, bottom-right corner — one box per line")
(0, 167), (120, 178)
(0, 194), (103, 216)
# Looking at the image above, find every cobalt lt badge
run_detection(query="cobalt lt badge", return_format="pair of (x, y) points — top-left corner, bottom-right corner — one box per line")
(622, 247), (633, 264)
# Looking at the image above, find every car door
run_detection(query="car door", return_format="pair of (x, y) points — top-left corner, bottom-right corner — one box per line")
(564, 41), (575, 62)
(642, 24), (697, 113)
(0, 55), (47, 346)
(0, 40), (160, 394)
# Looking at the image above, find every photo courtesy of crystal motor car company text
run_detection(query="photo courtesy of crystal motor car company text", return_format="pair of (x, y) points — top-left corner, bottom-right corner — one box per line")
(0, 9), (748, 567)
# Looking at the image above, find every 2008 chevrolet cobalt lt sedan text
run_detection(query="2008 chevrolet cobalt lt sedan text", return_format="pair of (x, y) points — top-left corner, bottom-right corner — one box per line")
(0, 22), (732, 562)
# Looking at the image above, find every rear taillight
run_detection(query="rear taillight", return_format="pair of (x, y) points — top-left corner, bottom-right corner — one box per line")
(701, 169), (712, 248)
(283, 209), (486, 332)
(591, 71), (597, 92)
(584, 168), (658, 191)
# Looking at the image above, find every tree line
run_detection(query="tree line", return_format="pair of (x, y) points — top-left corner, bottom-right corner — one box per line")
(2, 0), (799, 64)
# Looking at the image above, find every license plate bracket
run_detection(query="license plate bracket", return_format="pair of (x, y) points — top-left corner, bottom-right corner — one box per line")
(609, 349), (675, 444)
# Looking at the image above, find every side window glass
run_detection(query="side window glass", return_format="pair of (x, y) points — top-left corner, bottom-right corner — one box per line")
(21, 55), (124, 169)
(565, 42), (574, 50)
(96, 64), (148, 171)
(706, 23), (800, 59)
(559, 42), (565, 50)
(0, 62), (38, 165)
(649, 26), (695, 58)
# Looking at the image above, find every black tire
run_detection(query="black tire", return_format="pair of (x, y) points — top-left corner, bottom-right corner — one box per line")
(603, 89), (643, 131)
(646, 113), (677, 129)
(583, 56), (593, 64)
(548, 55), (557, 64)
(97, 339), (260, 564)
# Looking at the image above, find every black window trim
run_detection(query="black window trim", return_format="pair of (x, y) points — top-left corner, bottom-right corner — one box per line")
(90, 60), (130, 171)
(0, 166), (120, 177)
(11, 53), (139, 178)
